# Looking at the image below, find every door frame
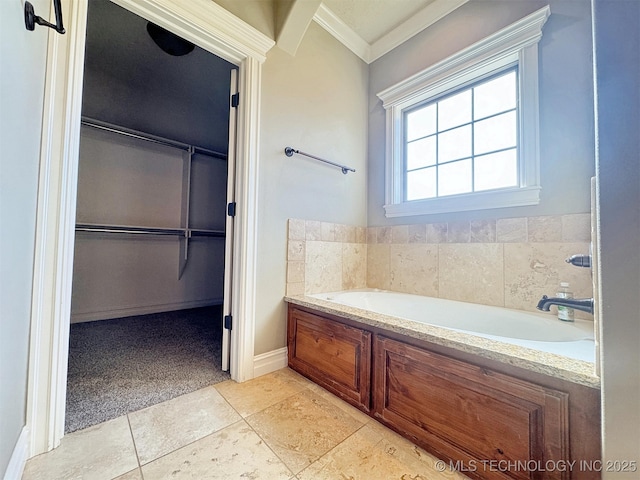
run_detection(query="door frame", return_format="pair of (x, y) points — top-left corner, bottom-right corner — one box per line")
(222, 68), (239, 372)
(26, 0), (274, 456)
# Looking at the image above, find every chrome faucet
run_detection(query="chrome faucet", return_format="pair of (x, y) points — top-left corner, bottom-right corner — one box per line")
(536, 295), (594, 315)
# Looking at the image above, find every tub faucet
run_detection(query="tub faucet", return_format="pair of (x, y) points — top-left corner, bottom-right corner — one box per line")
(536, 295), (594, 315)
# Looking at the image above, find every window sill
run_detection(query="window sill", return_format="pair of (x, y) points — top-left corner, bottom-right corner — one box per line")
(384, 186), (541, 218)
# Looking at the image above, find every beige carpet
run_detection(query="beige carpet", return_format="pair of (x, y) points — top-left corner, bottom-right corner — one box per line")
(65, 306), (230, 433)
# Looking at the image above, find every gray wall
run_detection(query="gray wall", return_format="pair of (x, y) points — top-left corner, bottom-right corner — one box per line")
(71, 128), (227, 321)
(0, 0), (50, 475)
(368, 0), (595, 226)
(255, 22), (369, 355)
(82, 0), (235, 153)
(593, 0), (640, 473)
(81, 61), (233, 153)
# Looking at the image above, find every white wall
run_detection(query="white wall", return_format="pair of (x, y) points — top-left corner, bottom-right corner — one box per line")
(593, 0), (640, 474)
(367, 0), (595, 226)
(255, 22), (368, 355)
(214, 0), (276, 39)
(0, 0), (50, 475)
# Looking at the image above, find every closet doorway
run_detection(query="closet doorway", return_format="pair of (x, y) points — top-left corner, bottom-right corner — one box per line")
(66, 0), (237, 433)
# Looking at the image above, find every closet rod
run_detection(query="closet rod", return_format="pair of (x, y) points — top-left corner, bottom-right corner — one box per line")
(81, 117), (227, 159)
(76, 223), (184, 236)
(75, 223), (226, 237)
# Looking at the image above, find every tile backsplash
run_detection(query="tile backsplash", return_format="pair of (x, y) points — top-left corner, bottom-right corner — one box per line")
(286, 219), (367, 296)
(287, 214), (593, 319)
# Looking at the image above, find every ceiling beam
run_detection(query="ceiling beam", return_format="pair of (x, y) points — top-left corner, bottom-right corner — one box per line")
(313, 3), (370, 62)
(276, 0), (322, 56)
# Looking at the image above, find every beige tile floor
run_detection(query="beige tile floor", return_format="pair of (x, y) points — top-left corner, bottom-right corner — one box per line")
(23, 368), (469, 480)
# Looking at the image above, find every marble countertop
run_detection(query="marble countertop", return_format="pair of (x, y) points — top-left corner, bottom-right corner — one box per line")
(285, 294), (601, 389)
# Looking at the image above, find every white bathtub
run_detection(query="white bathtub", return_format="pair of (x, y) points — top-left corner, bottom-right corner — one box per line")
(310, 289), (595, 362)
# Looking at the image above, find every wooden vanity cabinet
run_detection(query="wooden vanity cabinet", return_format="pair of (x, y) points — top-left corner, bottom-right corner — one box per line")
(287, 307), (372, 411)
(373, 335), (570, 480)
(286, 304), (601, 480)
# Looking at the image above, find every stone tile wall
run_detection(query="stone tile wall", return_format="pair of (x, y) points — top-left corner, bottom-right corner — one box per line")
(286, 219), (367, 296)
(287, 214), (593, 319)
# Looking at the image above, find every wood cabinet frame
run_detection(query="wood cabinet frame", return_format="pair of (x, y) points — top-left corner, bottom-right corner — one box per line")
(288, 306), (371, 411)
(373, 335), (569, 480)
(286, 304), (601, 480)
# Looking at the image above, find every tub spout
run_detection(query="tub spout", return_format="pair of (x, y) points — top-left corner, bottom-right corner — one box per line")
(536, 295), (594, 315)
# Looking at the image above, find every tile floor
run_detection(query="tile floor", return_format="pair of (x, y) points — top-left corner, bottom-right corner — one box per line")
(23, 368), (469, 479)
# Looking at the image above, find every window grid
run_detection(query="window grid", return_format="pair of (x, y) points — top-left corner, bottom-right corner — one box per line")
(471, 87), (475, 193)
(404, 67), (519, 202)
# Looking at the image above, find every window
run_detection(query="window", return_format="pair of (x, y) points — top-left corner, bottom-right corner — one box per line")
(378, 6), (550, 217)
(405, 69), (519, 201)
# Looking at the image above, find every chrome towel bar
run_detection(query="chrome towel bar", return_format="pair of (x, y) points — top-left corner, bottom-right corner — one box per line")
(284, 147), (355, 175)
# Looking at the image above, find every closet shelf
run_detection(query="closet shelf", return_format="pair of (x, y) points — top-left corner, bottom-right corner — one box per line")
(81, 117), (228, 160)
(77, 118), (228, 282)
(76, 223), (225, 238)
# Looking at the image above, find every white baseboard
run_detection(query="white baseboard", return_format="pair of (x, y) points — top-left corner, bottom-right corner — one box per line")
(70, 298), (224, 323)
(4, 427), (29, 480)
(253, 347), (288, 378)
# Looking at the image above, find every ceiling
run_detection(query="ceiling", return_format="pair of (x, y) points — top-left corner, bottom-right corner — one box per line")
(311, 0), (469, 62)
(323, 0), (436, 44)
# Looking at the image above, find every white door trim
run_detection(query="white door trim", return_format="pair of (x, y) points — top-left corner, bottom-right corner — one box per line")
(26, 0), (274, 456)
(222, 68), (239, 373)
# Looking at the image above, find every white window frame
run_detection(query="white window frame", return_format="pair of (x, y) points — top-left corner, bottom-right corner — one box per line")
(377, 6), (550, 218)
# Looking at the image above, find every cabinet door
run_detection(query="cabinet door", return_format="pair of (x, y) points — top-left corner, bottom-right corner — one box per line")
(288, 307), (371, 411)
(373, 335), (570, 480)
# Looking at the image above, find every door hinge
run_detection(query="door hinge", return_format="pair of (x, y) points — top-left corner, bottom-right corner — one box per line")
(224, 314), (232, 330)
(227, 202), (236, 217)
(231, 92), (239, 108)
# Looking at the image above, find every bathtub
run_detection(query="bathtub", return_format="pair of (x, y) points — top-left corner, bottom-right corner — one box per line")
(310, 289), (596, 363)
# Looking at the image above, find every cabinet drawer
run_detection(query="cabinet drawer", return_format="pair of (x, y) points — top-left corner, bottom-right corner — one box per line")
(373, 335), (569, 480)
(288, 307), (371, 411)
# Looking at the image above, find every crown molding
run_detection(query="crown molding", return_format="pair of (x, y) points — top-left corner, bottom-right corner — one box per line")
(369, 0), (469, 62)
(313, 3), (370, 62)
(377, 5), (551, 106)
(313, 0), (469, 64)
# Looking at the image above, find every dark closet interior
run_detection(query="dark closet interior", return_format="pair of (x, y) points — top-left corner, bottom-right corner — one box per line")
(66, 0), (236, 433)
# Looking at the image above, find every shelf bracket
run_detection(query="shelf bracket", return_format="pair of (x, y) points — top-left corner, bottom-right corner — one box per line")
(178, 147), (194, 280)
